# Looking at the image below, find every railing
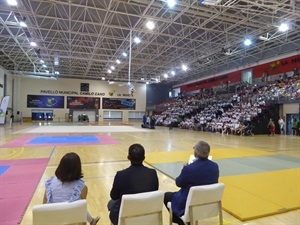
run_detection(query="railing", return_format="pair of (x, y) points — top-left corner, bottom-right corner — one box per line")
(266, 97), (300, 104)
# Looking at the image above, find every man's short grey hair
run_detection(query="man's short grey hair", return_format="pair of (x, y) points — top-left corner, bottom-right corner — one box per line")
(194, 141), (210, 159)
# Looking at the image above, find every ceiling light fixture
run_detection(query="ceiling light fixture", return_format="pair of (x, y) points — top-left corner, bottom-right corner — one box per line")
(278, 23), (289, 32)
(7, 0), (17, 6)
(199, 0), (222, 6)
(243, 39), (252, 46)
(134, 37), (141, 44)
(146, 21), (155, 30)
(19, 21), (27, 27)
(167, 0), (176, 8)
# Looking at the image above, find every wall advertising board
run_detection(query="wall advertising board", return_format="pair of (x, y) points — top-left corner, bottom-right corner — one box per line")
(27, 95), (64, 108)
(67, 96), (100, 109)
(102, 98), (136, 110)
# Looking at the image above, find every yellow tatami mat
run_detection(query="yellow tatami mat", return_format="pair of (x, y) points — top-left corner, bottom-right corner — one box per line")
(145, 148), (275, 164)
(220, 168), (300, 221)
(146, 150), (299, 221)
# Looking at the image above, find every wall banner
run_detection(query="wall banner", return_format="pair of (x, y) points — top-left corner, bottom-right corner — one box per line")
(102, 98), (136, 110)
(27, 95), (64, 108)
(67, 96), (100, 109)
(0, 96), (10, 124)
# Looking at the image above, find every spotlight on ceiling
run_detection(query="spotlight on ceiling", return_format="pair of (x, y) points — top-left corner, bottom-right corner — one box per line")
(199, 0), (222, 6)
(7, 0), (17, 6)
(278, 23), (289, 32)
(134, 37), (141, 44)
(171, 71), (175, 76)
(122, 52), (128, 57)
(19, 21), (27, 27)
(243, 39), (252, 46)
(167, 0), (176, 8)
(146, 21), (155, 30)
(182, 64), (187, 71)
(116, 59), (121, 64)
(30, 42), (37, 47)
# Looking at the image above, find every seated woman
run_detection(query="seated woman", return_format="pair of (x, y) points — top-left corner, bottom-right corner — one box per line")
(43, 152), (100, 225)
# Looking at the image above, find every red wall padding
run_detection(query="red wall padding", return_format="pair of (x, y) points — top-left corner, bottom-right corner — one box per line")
(179, 54), (300, 93)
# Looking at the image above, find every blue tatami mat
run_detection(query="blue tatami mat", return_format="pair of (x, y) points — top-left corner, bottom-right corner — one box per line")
(28, 136), (100, 144)
(0, 166), (10, 175)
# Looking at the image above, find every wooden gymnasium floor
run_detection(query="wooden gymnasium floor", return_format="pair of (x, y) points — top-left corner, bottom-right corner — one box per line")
(0, 121), (299, 225)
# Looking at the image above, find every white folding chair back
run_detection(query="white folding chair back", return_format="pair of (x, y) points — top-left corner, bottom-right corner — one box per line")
(118, 190), (164, 225)
(32, 199), (87, 225)
(168, 183), (225, 225)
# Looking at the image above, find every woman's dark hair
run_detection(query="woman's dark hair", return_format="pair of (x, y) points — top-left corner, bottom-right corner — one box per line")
(128, 144), (145, 165)
(55, 152), (83, 182)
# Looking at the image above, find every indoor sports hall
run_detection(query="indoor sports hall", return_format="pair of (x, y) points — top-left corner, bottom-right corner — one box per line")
(1, 0), (300, 224)
(1, 121), (299, 225)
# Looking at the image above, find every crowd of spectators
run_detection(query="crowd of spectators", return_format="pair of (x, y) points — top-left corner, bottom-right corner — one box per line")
(152, 68), (300, 136)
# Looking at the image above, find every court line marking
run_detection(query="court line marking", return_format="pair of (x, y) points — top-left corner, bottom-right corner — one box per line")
(0, 149), (16, 159)
(7, 147), (25, 159)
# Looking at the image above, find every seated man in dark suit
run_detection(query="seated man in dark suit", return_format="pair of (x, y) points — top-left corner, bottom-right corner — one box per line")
(164, 141), (219, 225)
(108, 144), (159, 225)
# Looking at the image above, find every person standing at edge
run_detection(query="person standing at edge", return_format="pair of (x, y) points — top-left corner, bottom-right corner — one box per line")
(164, 141), (219, 225)
(108, 144), (159, 225)
(278, 117), (285, 135)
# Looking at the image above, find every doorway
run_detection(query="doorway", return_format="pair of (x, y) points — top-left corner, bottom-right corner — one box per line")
(286, 114), (300, 135)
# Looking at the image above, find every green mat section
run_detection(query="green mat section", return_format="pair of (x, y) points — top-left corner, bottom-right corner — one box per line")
(148, 152), (300, 221)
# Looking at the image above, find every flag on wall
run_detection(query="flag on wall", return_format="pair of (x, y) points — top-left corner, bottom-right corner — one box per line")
(0, 96), (10, 124)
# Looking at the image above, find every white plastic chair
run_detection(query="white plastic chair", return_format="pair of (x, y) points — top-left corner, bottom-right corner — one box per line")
(168, 183), (225, 225)
(32, 199), (87, 225)
(117, 190), (164, 225)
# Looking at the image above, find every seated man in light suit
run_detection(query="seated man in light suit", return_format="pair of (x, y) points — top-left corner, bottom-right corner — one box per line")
(164, 141), (219, 225)
(108, 144), (159, 225)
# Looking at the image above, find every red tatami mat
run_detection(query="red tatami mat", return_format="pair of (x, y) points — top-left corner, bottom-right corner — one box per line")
(0, 158), (49, 225)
